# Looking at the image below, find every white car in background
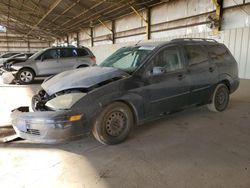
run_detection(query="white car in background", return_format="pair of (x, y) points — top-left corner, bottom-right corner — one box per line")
(0, 52), (20, 66)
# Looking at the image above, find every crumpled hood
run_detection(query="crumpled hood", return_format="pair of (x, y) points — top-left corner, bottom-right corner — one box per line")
(42, 66), (129, 95)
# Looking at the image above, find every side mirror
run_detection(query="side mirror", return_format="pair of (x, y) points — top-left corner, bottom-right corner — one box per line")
(151, 66), (166, 76)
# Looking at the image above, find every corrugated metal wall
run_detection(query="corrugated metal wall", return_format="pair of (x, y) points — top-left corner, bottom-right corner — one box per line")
(223, 27), (250, 79)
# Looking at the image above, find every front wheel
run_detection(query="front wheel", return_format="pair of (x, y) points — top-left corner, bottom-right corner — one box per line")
(207, 83), (229, 112)
(92, 102), (134, 145)
(17, 68), (35, 84)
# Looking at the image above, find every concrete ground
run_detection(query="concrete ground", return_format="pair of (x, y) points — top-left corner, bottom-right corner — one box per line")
(0, 80), (250, 188)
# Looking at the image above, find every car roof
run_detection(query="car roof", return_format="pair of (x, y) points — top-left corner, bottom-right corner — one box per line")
(132, 38), (220, 49)
(45, 46), (86, 50)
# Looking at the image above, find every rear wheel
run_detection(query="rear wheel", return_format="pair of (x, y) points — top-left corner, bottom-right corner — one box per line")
(207, 83), (229, 112)
(92, 102), (134, 145)
(17, 68), (35, 84)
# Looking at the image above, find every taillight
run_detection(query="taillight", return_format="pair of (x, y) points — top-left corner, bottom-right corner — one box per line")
(90, 55), (96, 62)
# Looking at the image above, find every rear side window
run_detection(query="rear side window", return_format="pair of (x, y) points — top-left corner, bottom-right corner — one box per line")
(77, 49), (89, 57)
(184, 45), (208, 65)
(60, 48), (77, 58)
(207, 45), (231, 63)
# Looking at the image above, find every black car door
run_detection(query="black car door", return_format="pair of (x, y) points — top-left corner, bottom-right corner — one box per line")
(143, 45), (190, 117)
(183, 44), (218, 105)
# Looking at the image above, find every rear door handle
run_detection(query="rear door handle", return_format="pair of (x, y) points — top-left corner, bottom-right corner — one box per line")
(209, 67), (215, 72)
(177, 74), (185, 80)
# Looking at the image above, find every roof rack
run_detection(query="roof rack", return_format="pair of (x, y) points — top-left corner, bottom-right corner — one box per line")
(171, 38), (217, 43)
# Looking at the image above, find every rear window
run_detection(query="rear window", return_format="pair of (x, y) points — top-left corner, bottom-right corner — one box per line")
(184, 45), (208, 65)
(77, 48), (89, 57)
(206, 45), (232, 63)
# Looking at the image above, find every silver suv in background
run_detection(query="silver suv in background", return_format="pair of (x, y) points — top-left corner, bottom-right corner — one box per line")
(10, 46), (96, 84)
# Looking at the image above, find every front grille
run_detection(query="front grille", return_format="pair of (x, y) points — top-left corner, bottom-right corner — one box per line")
(26, 129), (40, 136)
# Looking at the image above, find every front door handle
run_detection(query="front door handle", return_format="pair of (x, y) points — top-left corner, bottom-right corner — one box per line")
(209, 67), (215, 72)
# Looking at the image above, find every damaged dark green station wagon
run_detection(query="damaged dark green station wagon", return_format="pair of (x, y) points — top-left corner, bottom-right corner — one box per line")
(11, 38), (239, 145)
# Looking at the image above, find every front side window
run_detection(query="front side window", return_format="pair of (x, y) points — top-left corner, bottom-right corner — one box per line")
(151, 46), (183, 72)
(184, 45), (208, 65)
(100, 46), (154, 74)
(42, 49), (59, 60)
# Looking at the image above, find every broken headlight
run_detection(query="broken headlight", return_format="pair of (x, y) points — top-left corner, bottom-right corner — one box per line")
(45, 92), (86, 110)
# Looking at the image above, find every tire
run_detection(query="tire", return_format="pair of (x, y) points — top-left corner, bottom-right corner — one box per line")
(17, 68), (35, 84)
(92, 102), (134, 145)
(207, 83), (229, 112)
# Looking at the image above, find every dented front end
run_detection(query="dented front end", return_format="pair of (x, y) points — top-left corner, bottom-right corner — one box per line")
(11, 106), (87, 143)
(10, 66), (129, 143)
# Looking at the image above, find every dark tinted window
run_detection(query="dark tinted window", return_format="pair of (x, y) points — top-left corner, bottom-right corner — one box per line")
(60, 48), (77, 58)
(207, 45), (231, 63)
(152, 46), (183, 72)
(185, 45), (208, 65)
(77, 48), (89, 57)
(15, 54), (27, 58)
(42, 49), (59, 60)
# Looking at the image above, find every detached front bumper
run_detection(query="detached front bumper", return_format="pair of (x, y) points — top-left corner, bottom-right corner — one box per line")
(0, 69), (17, 84)
(11, 107), (87, 143)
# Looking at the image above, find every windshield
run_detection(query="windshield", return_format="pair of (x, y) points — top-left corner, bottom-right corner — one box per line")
(100, 46), (154, 73)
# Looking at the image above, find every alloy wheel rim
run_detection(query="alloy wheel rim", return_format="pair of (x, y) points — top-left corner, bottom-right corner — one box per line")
(105, 111), (127, 137)
(20, 71), (32, 82)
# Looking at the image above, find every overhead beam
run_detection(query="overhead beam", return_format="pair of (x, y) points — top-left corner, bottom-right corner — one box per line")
(60, 0), (129, 33)
(212, 0), (223, 33)
(98, 19), (112, 32)
(129, 4), (150, 40)
(60, 0), (127, 32)
(25, 0), (63, 36)
(47, 0), (81, 27)
(57, 0), (106, 28)
(0, 15), (57, 41)
(129, 4), (147, 23)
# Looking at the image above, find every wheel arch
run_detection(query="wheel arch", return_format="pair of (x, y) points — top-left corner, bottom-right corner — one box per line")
(74, 61), (91, 69)
(18, 67), (36, 76)
(112, 99), (139, 126)
(76, 64), (89, 68)
(218, 73), (235, 92)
